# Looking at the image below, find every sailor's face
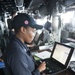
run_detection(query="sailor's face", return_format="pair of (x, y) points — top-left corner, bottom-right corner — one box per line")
(25, 27), (36, 43)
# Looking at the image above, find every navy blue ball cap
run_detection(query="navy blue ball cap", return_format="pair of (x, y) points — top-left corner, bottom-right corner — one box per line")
(12, 13), (43, 29)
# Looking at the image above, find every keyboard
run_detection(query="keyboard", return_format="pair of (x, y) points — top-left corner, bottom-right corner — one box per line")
(44, 59), (62, 74)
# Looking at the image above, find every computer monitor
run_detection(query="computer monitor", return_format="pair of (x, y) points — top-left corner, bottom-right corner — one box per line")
(51, 42), (74, 66)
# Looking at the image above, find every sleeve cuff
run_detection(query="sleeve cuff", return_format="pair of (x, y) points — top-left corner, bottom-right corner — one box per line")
(33, 69), (40, 75)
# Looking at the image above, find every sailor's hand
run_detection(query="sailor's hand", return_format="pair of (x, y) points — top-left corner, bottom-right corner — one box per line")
(38, 62), (46, 72)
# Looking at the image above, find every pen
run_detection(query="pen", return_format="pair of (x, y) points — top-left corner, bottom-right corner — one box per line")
(40, 60), (42, 63)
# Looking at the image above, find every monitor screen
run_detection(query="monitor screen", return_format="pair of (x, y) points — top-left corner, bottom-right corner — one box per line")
(52, 44), (71, 65)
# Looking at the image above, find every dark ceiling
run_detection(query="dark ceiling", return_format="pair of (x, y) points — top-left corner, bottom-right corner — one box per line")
(0, 0), (75, 16)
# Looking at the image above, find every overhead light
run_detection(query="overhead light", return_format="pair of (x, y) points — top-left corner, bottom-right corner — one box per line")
(15, 0), (24, 7)
(35, 16), (47, 25)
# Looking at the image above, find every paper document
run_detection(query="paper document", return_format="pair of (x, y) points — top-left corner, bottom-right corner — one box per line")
(34, 51), (51, 59)
(39, 45), (51, 50)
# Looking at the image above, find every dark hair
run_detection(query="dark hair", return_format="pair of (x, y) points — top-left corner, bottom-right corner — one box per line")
(14, 27), (20, 33)
(15, 25), (29, 34)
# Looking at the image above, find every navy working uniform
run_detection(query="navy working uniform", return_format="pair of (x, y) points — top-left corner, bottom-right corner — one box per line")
(4, 35), (40, 75)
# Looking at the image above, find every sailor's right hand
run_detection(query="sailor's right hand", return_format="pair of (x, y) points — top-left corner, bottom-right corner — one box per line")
(38, 62), (46, 72)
